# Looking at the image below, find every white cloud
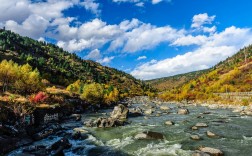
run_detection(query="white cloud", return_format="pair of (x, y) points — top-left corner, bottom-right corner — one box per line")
(112, 0), (170, 6)
(5, 14), (49, 39)
(191, 13), (216, 29)
(119, 18), (141, 31)
(137, 56), (147, 60)
(80, 0), (101, 16)
(172, 35), (208, 46)
(152, 0), (162, 4)
(85, 49), (102, 60)
(131, 26), (252, 80)
(135, 2), (144, 7)
(0, 0), (101, 39)
(203, 26), (217, 33)
(109, 23), (185, 52)
(56, 18), (123, 52)
(98, 56), (115, 64)
(0, 0), (30, 23)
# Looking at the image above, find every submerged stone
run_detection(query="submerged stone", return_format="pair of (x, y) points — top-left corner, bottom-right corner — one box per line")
(165, 121), (174, 126)
(190, 135), (201, 140)
(195, 123), (208, 127)
(135, 131), (164, 140)
(177, 109), (189, 114)
(206, 131), (217, 137)
(199, 147), (224, 156)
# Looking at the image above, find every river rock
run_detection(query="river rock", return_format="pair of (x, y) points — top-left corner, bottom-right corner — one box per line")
(192, 151), (210, 156)
(32, 124), (62, 140)
(84, 119), (94, 127)
(160, 105), (170, 111)
(23, 145), (48, 155)
(72, 131), (88, 140)
(135, 131), (164, 140)
(129, 107), (143, 117)
(165, 121), (174, 126)
(156, 113), (161, 117)
(206, 131), (217, 137)
(190, 135), (201, 140)
(199, 147), (224, 156)
(195, 123), (208, 127)
(73, 127), (89, 134)
(50, 137), (72, 155)
(144, 109), (153, 115)
(203, 112), (211, 114)
(177, 108), (189, 114)
(110, 104), (129, 120)
(88, 117), (125, 128)
(192, 126), (198, 130)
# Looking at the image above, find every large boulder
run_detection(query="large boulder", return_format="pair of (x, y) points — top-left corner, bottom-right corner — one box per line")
(199, 147), (224, 156)
(85, 117), (125, 128)
(135, 131), (164, 140)
(177, 108), (189, 114)
(110, 104), (129, 120)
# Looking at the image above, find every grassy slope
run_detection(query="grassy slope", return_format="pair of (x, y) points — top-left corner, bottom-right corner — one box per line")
(159, 45), (252, 102)
(146, 70), (208, 91)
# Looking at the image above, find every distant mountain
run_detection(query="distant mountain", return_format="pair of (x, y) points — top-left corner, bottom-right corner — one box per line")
(146, 70), (208, 91)
(0, 29), (153, 95)
(159, 45), (252, 101)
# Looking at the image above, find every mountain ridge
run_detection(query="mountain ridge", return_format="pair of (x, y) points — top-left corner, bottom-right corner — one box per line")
(0, 28), (153, 95)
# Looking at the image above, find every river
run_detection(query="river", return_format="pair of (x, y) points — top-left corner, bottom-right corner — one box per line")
(8, 103), (252, 156)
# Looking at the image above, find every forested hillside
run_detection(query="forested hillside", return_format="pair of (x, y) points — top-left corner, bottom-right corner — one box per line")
(146, 69), (208, 91)
(0, 28), (153, 96)
(159, 45), (252, 103)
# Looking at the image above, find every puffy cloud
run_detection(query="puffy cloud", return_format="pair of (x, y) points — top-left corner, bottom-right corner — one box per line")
(80, 0), (101, 16)
(5, 14), (49, 39)
(109, 23), (185, 52)
(203, 26), (217, 33)
(85, 49), (102, 60)
(0, 0), (101, 39)
(98, 56), (115, 64)
(56, 18), (123, 52)
(191, 13), (216, 28)
(172, 35), (208, 46)
(137, 56), (147, 60)
(131, 26), (252, 80)
(119, 18), (141, 31)
(0, 0), (30, 23)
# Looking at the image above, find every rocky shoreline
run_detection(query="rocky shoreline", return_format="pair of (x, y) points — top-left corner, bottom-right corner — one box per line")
(2, 96), (252, 155)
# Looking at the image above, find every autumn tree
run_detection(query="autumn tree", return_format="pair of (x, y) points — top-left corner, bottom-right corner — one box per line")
(0, 60), (18, 92)
(80, 83), (104, 104)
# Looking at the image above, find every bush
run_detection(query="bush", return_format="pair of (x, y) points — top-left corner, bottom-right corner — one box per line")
(30, 92), (48, 104)
(241, 99), (249, 106)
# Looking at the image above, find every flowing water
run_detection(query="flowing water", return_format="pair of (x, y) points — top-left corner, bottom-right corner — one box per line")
(8, 103), (252, 156)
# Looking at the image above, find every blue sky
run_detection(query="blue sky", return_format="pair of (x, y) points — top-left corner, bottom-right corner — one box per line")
(1, 0), (252, 80)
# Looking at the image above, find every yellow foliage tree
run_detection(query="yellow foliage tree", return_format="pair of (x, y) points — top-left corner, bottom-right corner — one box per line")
(80, 83), (104, 104)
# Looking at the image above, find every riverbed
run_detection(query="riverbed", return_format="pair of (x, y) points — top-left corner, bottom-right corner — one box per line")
(8, 103), (252, 156)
